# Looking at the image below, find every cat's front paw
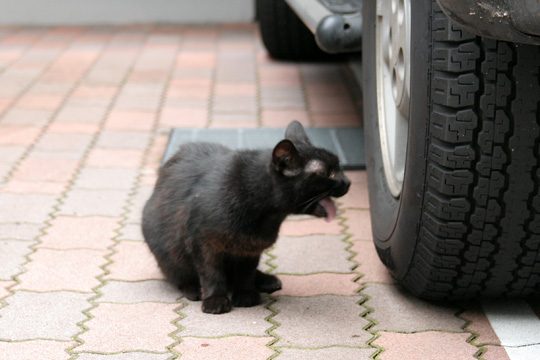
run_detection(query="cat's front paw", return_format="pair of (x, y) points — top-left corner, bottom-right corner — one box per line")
(202, 295), (232, 314)
(233, 290), (261, 307)
(255, 271), (282, 293)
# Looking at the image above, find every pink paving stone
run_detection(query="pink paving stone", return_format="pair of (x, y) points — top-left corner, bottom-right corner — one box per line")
(214, 83), (256, 96)
(78, 302), (177, 353)
(159, 107), (207, 128)
(118, 223), (144, 241)
(16, 94), (64, 110)
(107, 241), (163, 281)
(0, 223), (42, 241)
(1, 108), (53, 126)
(484, 346), (511, 360)
(308, 96), (357, 114)
(261, 109), (310, 127)
(0, 125), (41, 145)
(104, 109), (155, 131)
(275, 273), (358, 296)
(73, 167), (138, 190)
(343, 209), (373, 241)
(95, 131), (151, 150)
(280, 216), (342, 236)
(338, 180), (369, 209)
(461, 307), (501, 345)
(60, 189), (129, 217)
(0, 340), (71, 360)
(34, 132), (92, 152)
(47, 122), (99, 134)
(210, 116), (258, 128)
(346, 170), (367, 183)
(312, 113), (361, 127)
(86, 148), (143, 168)
(175, 337), (273, 360)
(0, 193), (56, 223)
(352, 240), (394, 284)
(71, 84), (117, 99)
(12, 157), (78, 182)
(2, 180), (65, 195)
(0, 280), (14, 298)
(55, 105), (108, 123)
(39, 216), (119, 250)
(375, 331), (477, 360)
(16, 248), (105, 292)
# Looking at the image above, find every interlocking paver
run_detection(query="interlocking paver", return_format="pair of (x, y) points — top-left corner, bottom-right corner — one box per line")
(86, 148), (144, 168)
(0, 239), (32, 279)
(12, 157), (78, 182)
(375, 331), (476, 360)
(272, 235), (351, 274)
(55, 104), (108, 123)
(0, 290), (88, 340)
(274, 295), (370, 347)
(16, 248), (105, 292)
(0, 340), (71, 360)
(78, 302), (177, 352)
(95, 131), (151, 150)
(99, 280), (179, 303)
(279, 217), (342, 236)
(338, 180), (369, 209)
(0, 194), (56, 223)
(277, 347), (373, 360)
(39, 215), (118, 250)
(261, 109), (310, 127)
(175, 337), (273, 360)
(1, 108), (52, 125)
(34, 132), (92, 153)
(0, 125), (41, 145)
(60, 189), (129, 217)
(461, 307), (501, 345)
(107, 241), (163, 281)
(181, 300), (271, 337)
(0, 223), (41, 241)
(47, 122), (99, 134)
(312, 113), (361, 127)
(364, 283), (465, 332)
(118, 223), (144, 241)
(343, 209), (372, 241)
(483, 346), (511, 360)
(275, 273), (357, 296)
(352, 240), (394, 284)
(2, 180), (66, 194)
(77, 353), (169, 360)
(74, 168), (138, 190)
(0, 280), (14, 298)
(0, 145), (26, 162)
(125, 186), (152, 223)
(105, 110), (155, 131)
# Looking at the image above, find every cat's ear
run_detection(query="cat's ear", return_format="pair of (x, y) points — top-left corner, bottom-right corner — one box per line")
(285, 120), (311, 145)
(272, 139), (302, 176)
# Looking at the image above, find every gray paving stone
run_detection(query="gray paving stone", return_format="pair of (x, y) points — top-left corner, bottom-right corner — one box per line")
(118, 223), (144, 241)
(0, 240), (32, 279)
(0, 223), (42, 241)
(0, 194), (56, 223)
(98, 280), (180, 303)
(60, 189), (128, 217)
(272, 235), (351, 274)
(74, 168), (138, 190)
(0, 291), (89, 340)
(277, 347), (373, 360)
(96, 131), (150, 150)
(77, 352), (169, 360)
(364, 283), (465, 332)
(274, 295), (370, 347)
(181, 300), (271, 337)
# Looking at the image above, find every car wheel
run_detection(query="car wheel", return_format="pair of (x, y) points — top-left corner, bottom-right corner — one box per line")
(363, 0), (540, 299)
(256, 0), (331, 60)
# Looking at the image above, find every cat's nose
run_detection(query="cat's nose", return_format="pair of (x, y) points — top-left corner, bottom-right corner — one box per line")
(332, 176), (350, 197)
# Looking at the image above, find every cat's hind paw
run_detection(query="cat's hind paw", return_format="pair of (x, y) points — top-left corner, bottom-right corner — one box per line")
(202, 295), (232, 314)
(255, 270), (282, 293)
(232, 290), (261, 307)
(180, 285), (201, 301)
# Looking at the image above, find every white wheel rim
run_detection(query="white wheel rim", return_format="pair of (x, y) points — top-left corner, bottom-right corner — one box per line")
(375, 0), (411, 197)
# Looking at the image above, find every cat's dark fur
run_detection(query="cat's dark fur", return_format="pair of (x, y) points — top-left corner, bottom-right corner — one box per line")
(142, 121), (350, 314)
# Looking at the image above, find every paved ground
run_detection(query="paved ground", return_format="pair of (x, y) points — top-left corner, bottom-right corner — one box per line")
(0, 24), (536, 360)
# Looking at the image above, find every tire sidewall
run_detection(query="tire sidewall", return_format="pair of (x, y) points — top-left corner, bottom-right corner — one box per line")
(363, 0), (432, 279)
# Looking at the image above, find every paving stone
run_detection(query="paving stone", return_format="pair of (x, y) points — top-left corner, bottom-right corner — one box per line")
(96, 131), (151, 150)
(0, 340), (71, 360)
(74, 168), (138, 190)
(34, 133), (92, 153)
(274, 295), (370, 347)
(461, 307), (501, 345)
(12, 157), (78, 182)
(55, 105), (107, 123)
(118, 223), (144, 241)
(0, 239), (32, 279)
(1, 108), (52, 125)
(0, 125), (41, 145)
(0, 223), (41, 240)
(86, 148), (143, 168)
(275, 273), (358, 296)
(99, 280), (179, 303)
(0, 193), (56, 223)
(16, 248), (105, 292)
(279, 217), (342, 237)
(77, 352), (169, 360)
(0, 280), (14, 298)
(105, 109), (155, 131)
(337, 180), (369, 209)
(0, 290), (88, 340)
(2, 180), (65, 195)
(277, 347), (373, 360)
(78, 302), (177, 352)
(364, 283), (465, 332)
(60, 189), (128, 216)
(312, 113), (360, 127)
(181, 300), (271, 337)
(375, 331), (476, 360)
(483, 345), (511, 360)
(261, 109), (309, 128)
(352, 240), (393, 284)
(343, 209), (372, 241)
(107, 241), (163, 281)
(0, 145), (26, 162)
(125, 186), (152, 223)
(47, 122), (100, 134)
(40, 215), (118, 250)
(175, 337), (273, 360)
(345, 171), (367, 183)
(272, 235), (351, 274)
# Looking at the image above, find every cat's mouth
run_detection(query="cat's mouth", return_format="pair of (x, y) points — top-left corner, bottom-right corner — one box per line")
(311, 197), (337, 222)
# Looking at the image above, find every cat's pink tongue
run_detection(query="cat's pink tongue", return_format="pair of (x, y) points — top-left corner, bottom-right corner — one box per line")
(319, 197), (337, 222)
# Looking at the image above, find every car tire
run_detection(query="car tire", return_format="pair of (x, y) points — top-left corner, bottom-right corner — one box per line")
(256, 0), (331, 60)
(363, 0), (540, 299)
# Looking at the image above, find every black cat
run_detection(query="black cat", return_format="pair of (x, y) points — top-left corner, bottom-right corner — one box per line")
(142, 121), (350, 314)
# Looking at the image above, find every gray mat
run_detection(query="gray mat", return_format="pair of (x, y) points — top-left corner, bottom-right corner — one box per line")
(163, 127), (365, 170)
